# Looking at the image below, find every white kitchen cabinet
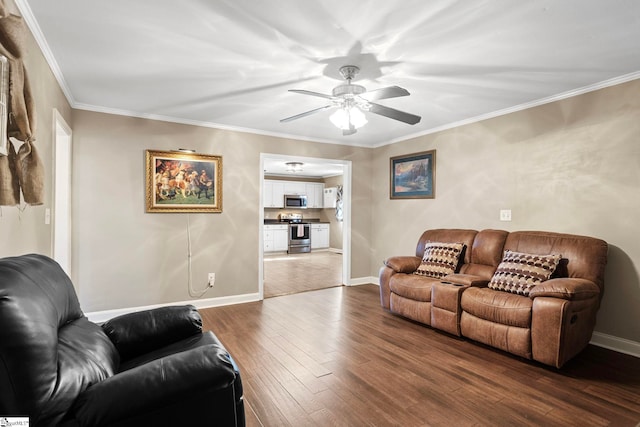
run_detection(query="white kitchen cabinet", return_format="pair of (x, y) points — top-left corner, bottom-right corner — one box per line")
(265, 180), (325, 208)
(311, 223), (330, 249)
(305, 182), (324, 208)
(264, 224), (289, 252)
(283, 182), (306, 195)
(323, 187), (337, 208)
(264, 180), (285, 208)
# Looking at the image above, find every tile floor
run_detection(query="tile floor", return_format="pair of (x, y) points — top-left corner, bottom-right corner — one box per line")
(263, 251), (343, 298)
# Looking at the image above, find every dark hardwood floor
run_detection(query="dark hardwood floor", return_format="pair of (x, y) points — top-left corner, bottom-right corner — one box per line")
(200, 285), (640, 427)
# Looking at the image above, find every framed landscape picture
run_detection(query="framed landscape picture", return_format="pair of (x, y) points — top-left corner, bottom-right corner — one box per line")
(145, 149), (222, 213)
(390, 150), (435, 199)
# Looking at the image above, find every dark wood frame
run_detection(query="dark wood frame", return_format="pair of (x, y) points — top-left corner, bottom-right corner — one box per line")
(145, 149), (222, 213)
(390, 149), (436, 199)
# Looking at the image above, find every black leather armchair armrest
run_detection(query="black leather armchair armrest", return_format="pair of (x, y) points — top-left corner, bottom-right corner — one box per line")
(101, 305), (202, 360)
(71, 344), (237, 426)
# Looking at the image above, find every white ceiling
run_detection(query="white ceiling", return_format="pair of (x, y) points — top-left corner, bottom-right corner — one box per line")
(263, 156), (345, 179)
(17, 0), (640, 150)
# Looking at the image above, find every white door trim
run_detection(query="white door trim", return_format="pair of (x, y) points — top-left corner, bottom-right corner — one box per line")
(52, 109), (73, 279)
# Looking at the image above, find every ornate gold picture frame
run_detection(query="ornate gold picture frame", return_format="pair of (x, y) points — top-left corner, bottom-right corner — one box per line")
(145, 150), (222, 213)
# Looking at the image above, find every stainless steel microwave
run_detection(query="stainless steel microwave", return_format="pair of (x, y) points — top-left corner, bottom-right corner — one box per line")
(284, 194), (307, 209)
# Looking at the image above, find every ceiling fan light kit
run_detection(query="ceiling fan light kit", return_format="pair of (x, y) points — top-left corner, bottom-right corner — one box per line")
(281, 65), (421, 136)
(329, 105), (367, 132)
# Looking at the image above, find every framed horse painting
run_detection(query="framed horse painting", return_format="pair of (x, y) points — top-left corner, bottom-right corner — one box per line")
(145, 149), (222, 213)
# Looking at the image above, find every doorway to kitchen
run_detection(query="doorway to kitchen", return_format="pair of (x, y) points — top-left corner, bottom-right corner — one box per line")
(259, 153), (351, 299)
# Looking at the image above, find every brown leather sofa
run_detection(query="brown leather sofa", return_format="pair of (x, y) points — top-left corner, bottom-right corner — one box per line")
(379, 229), (608, 368)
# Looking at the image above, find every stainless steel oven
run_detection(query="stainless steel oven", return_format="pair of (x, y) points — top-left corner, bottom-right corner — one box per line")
(288, 222), (310, 254)
(280, 213), (311, 254)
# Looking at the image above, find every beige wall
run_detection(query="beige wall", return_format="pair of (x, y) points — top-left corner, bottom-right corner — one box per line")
(0, 2), (72, 258)
(371, 79), (640, 343)
(71, 110), (373, 311)
(3, 3), (638, 346)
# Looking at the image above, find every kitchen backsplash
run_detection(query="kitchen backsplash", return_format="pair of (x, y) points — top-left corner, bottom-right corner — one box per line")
(264, 208), (331, 222)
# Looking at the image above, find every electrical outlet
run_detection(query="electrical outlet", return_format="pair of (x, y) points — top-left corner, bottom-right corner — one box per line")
(208, 273), (215, 287)
(500, 209), (512, 221)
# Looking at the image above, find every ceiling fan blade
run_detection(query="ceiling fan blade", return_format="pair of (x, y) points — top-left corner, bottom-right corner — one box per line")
(360, 85), (410, 101)
(288, 89), (333, 99)
(368, 102), (421, 125)
(280, 105), (333, 123)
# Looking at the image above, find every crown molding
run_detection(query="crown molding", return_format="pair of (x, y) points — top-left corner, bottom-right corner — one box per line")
(14, 0), (76, 105)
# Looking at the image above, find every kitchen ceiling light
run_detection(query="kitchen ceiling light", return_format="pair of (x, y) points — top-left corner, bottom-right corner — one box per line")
(285, 161), (304, 173)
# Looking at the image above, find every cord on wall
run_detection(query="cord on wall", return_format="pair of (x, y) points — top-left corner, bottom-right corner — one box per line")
(186, 214), (210, 298)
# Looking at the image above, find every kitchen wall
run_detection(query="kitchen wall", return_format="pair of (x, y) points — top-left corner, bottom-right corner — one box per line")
(371, 78), (640, 346)
(0, 1), (72, 259)
(71, 110), (373, 312)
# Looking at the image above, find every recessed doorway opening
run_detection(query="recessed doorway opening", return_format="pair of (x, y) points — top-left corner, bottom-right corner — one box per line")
(259, 153), (351, 299)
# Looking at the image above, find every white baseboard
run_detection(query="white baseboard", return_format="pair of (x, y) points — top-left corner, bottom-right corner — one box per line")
(86, 292), (261, 323)
(590, 331), (640, 359)
(348, 276), (379, 286)
(86, 278), (379, 322)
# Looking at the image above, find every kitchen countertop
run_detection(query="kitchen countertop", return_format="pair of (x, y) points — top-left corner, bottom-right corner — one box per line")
(264, 219), (329, 224)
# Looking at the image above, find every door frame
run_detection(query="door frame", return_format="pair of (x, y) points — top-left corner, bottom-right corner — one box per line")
(52, 109), (73, 278)
(259, 153), (352, 299)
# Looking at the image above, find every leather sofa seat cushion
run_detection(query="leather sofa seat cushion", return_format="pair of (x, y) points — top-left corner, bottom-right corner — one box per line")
(389, 273), (437, 302)
(461, 287), (533, 328)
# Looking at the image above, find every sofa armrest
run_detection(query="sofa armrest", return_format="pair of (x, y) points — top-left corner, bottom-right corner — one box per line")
(72, 344), (237, 426)
(384, 256), (421, 274)
(102, 305), (202, 360)
(529, 278), (600, 301)
(443, 273), (489, 287)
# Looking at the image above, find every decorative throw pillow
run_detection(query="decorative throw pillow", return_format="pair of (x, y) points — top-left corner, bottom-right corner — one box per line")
(488, 250), (562, 296)
(414, 242), (464, 279)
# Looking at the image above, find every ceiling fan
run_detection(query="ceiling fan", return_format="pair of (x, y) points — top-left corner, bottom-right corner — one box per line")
(280, 65), (421, 136)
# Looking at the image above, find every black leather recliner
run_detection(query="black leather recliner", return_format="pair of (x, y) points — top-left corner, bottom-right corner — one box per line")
(0, 253), (245, 426)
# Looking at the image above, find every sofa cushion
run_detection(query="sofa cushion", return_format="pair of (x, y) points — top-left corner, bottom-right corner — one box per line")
(461, 287), (533, 328)
(389, 273), (437, 302)
(488, 250), (562, 296)
(414, 242), (464, 279)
